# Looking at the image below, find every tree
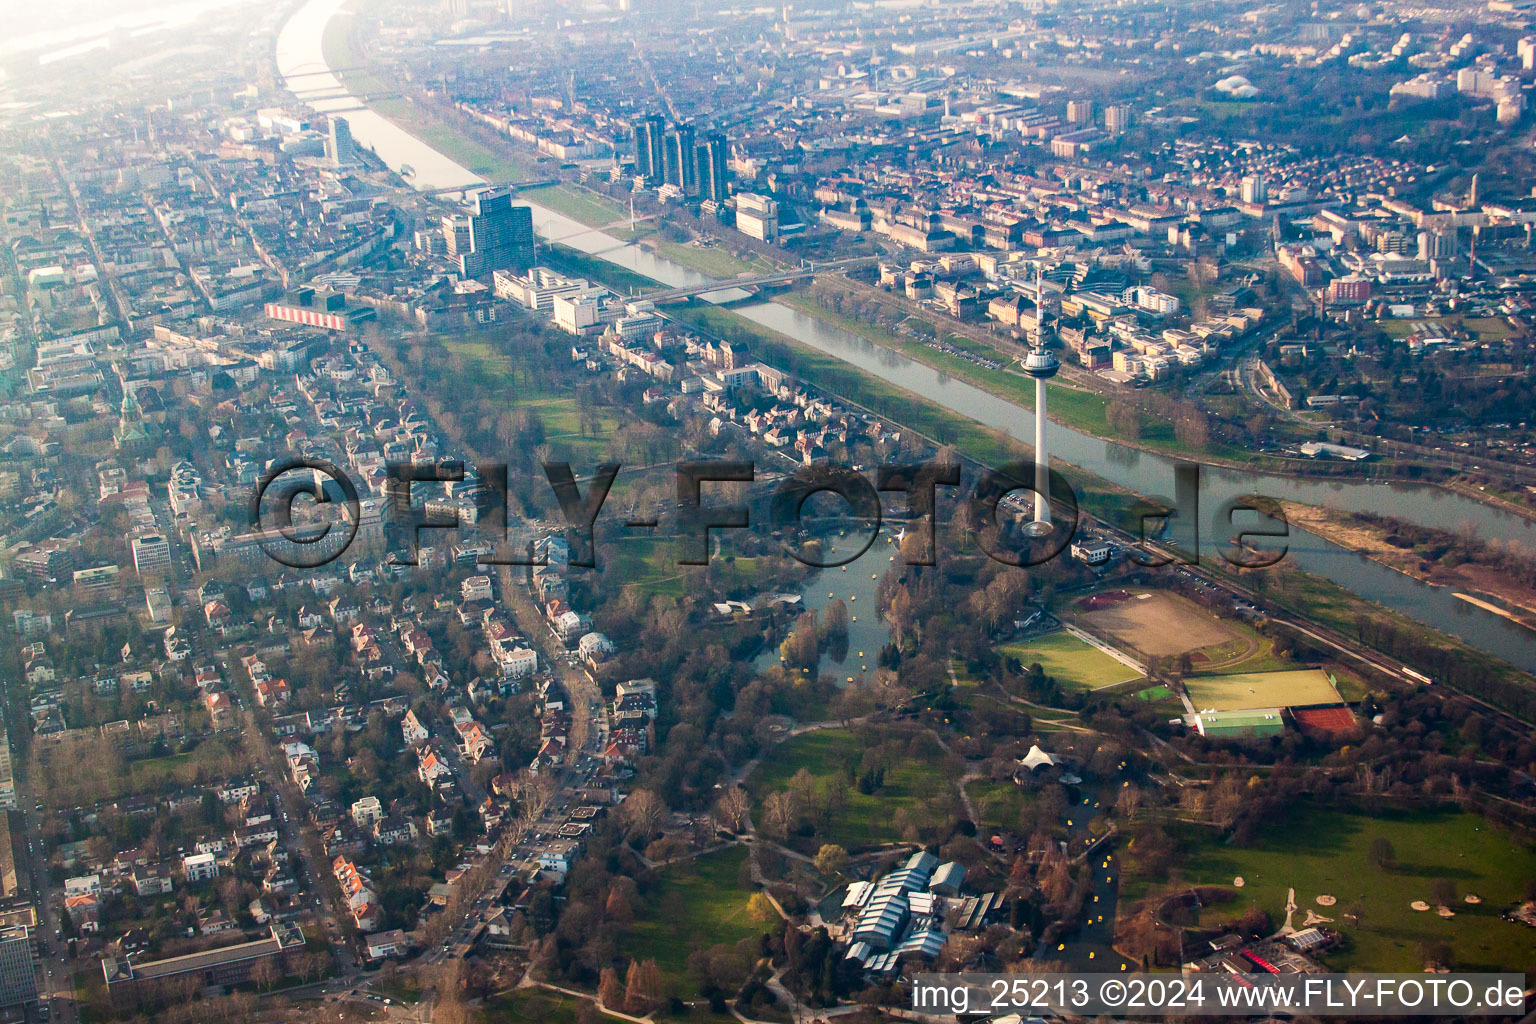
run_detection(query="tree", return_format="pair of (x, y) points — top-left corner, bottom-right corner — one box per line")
(813, 844), (848, 877)
(250, 956), (281, 992)
(713, 787), (749, 832)
(598, 967), (624, 1010)
(1369, 836), (1396, 870)
(624, 958), (663, 1014)
(605, 883), (634, 924)
(747, 892), (779, 923)
(1431, 878), (1457, 907)
(1115, 786), (1143, 821)
(620, 789), (667, 841)
(762, 791), (796, 839)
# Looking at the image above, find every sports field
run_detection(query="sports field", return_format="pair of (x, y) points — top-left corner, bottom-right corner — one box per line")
(1185, 669), (1342, 712)
(1076, 590), (1239, 658)
(1000, 631), (1142, 691)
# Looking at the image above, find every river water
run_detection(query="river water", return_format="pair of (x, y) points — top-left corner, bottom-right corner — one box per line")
(275, 0), (1536, 674)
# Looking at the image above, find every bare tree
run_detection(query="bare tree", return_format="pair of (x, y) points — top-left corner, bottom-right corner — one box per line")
(620, 789), (667, 841)
(713, 787), (749, 832)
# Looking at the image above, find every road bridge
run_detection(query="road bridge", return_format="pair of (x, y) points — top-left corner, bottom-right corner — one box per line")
(636, 255), (878, 302)
(416, 177), (560, 196)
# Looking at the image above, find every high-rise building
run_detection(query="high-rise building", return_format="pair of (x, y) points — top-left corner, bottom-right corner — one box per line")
(326, 116), (356, 167)
(1104, 104), (1132, 132)
(1240, 175), (1268, 205)
(664, 124), (698, 194)
(1066, 100), (1093, 124)
(633, 115), (666, 183)
(443, 189), (535, 277)
(735, 193), (779, 242)
(130, 531), (172, 575)
(1418, 229), (1457, 261)
(0, 926), (36, 1008)
(698, 132), (729, 203)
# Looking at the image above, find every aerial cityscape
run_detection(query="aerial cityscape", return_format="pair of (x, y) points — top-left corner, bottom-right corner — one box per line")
(2, 0), (1536, 1020)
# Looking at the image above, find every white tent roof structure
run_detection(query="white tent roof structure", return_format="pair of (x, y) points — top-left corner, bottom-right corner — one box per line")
(1019, 744), (1059, 770)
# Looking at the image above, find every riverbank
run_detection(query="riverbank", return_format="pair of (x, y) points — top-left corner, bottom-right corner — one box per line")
(773, 286), (1530, 508)
(276, 0), (1536, 683)
(1443, 476), (1536, 525)
(668, 303), (1148, 530)
(1278, 501), (1536, 631)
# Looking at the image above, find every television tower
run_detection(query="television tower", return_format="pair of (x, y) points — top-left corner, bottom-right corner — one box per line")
(1021, 265), (1060, 530)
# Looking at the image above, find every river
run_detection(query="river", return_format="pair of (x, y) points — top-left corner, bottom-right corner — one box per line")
(275, 0), (1536, 674)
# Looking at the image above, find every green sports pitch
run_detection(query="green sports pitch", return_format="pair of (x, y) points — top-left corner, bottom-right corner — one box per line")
(1000, 631), (1143, 691)
(1184, 668), (1342, 712)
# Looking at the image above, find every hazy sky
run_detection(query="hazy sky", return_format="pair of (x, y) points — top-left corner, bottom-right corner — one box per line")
(1, 0), (256, 59)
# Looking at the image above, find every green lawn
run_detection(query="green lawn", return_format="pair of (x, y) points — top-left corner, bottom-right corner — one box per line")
(440, 336), (621, 461)
(522, 184), (629, 228)
(619, 847), (767, 997)
(603, 534), (689, 597)
(489, 988), (605, 1024)
(746, 727), (957, 849)
(654, 238), (773, 278)
(999, 631), (1143, 691)
(969, 779), (1033, 833)
(1184, 668), (1342, 712)
(1163, 807), (1536, 972)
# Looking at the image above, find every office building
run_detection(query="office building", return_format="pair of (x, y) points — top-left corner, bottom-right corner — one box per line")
(735, 193), (779, 242)
(131, 531), (172, 576)
(103, 922), (304, 1009)
(264, 288), (377, 331)
(664, 124), (698, 194)
(443, 189), (535, 277)
(0, 926), (35, 1008)
(698, 132), (729, 203)
(632, 114), (666, 182)
(326, 116), (356, 167)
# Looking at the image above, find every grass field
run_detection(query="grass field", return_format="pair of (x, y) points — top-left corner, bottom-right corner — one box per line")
(1162, 807), (1536, 973)
(969, 779), (1033, 833)
(747, 727), (956, 849)
(619, 847), (767, 996)
(654, 238), (773, 278)
(604, 534), (689, 597)
(999, 631), (1142, 691)
(1076, 591), (1241, 659)
(439, 337), (622, 462)
(489, 988), (606, 1024)
(522, 184), (629, 229)
(1185, 668), (1342, 712)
